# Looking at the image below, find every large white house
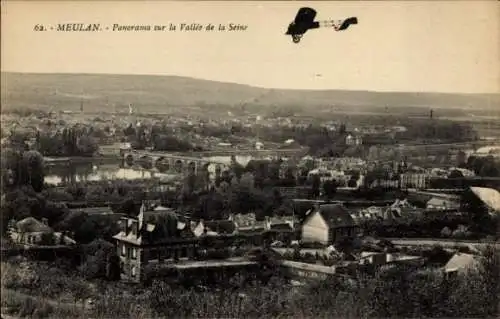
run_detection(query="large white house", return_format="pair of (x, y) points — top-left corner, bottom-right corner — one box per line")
(301, 204), (360, 245)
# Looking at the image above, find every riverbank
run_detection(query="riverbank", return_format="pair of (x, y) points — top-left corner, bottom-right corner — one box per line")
(44, 156), (120, 165)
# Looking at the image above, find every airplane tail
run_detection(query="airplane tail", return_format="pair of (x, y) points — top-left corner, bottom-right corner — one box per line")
(319, 17), (358, 31)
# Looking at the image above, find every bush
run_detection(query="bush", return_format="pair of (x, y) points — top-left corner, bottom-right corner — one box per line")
(32, 301), (54, 319)
(18, 296), (37, 318)
(452, 224), (470, 239)
(440, 226), (452, 238)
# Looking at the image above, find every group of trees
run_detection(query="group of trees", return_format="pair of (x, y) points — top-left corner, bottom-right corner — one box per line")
(37, 127), (98, 157)
(394, 120), (478, 144)
(123, 123), (201, 152)
(1, 148), (45, 192)
(464, 155), (500, 177)
(193, 119), (478, 157)
(361, 204), (499, 240)
(193, 186), (287, 221)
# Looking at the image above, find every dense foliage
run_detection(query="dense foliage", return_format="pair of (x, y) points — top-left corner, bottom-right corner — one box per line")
(2, 246), (499, 318)
(1, 149), (45, 192)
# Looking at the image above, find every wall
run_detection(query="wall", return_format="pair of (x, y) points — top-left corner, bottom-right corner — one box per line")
(301, 211), (329, 245)
(117, 241), (142, 282)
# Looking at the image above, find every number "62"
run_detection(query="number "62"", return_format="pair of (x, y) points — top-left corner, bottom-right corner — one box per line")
(33, 24), (46, 31)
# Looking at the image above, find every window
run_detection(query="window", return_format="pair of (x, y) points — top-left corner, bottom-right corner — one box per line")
(131, 266), (137, 277)
(132, 247), (137, 260)
(121, 244), (126, 256)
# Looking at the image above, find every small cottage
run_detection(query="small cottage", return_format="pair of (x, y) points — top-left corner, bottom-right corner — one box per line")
(9, 217), (76, 246)
(444, 252), (482, 276)
(426, 197), (460, 210)
(231, 213), (268, 233)
(192, 219), (236, 237)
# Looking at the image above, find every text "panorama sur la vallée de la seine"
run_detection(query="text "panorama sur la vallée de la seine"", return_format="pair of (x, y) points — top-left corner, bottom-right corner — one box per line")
(33, 23), (248, 32)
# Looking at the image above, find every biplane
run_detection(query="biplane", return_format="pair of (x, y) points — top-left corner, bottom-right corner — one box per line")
(286, 7), (358, 43)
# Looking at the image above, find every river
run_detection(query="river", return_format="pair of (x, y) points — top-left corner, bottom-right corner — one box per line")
(44, 155), (255, 186)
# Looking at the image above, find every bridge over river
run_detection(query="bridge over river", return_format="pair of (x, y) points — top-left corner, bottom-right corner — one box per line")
(121, 147), (307, 175)
(122, 150), (232, 175)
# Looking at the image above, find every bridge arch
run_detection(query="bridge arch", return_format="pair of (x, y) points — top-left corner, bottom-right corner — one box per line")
(215, 164), (222, 176)
(138, 155), (153, 169)
(201, 163), (211, 171)
(155, 157), (170, 173)
(125, 154), (134, 167)
(188, 161), (197, 174)
(174, 159), (183, 173)
(197, 163), (210, 184)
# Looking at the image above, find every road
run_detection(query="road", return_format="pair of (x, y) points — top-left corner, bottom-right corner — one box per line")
(387, 238), (500, 250)
(398, 139), (500, 151)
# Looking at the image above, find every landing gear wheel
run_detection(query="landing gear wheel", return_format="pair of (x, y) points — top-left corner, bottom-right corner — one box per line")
(292, 34), (302, 43)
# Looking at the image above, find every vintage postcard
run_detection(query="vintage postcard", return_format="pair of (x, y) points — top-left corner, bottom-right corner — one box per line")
(1, 1), (499, 318)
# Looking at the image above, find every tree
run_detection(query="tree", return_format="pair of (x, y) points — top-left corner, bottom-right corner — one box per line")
(123, 124), (136, 137)
(479, 159), (500, 177)
(448, 169), (464, 179)
(323, 180), (337, 199)
(182, 173), (197, 196)
(283, 168), (297, 186)
(1, 149), (45, 192)
(347, 178), (358, 188)
(343, 146), (365, 158)
(195, 191), (225, 219)
(239, 172), (255, 190)
(311, 174), (321, 199)
(457, 150), (467, 167)
(76, 135), (98, 156)
(22, 150), (45, 192)
(440, 226), (452, 238)
(230, 156), (245, 180)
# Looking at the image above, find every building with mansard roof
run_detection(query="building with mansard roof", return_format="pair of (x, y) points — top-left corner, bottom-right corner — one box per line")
(113, 200), (198, 282)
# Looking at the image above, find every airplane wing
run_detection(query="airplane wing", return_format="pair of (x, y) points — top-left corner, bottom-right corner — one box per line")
(294, 7), (317, 24)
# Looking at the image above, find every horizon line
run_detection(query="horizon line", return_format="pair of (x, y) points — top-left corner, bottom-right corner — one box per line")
(2, 70), (499, 95)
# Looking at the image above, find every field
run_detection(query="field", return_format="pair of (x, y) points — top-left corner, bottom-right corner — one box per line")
(2, 72), (499, 118)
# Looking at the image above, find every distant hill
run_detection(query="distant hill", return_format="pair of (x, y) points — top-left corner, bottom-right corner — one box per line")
(1, 72), (498, 114)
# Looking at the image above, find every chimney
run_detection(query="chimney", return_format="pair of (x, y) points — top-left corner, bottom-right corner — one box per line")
(140, 200), (149, 213)
(313, 202), (320, 211)
(265, 216), (271, 230)
(60, 231), (66, 245)
(120, 217), (129, 234)
(130, 220), (138, 237)
(190, 221), (197, 231)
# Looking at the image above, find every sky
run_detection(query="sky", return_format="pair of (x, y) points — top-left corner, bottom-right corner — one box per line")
(1, 1), (499, 93)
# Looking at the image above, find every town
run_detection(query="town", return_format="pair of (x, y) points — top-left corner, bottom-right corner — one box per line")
(2, 1), (500, 317)
(1, 71), (499, 318)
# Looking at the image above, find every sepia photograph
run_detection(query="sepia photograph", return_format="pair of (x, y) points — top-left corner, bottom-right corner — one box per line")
(1, 1), (499, 318)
